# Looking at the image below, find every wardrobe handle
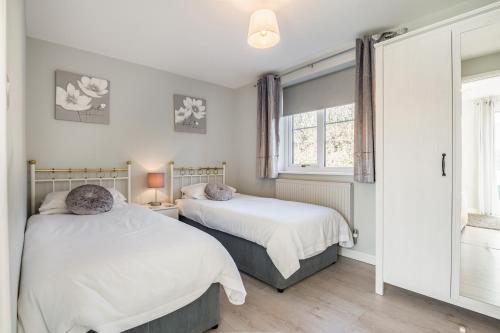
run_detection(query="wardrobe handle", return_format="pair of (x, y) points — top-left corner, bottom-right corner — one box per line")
(441, 153), (446, 177)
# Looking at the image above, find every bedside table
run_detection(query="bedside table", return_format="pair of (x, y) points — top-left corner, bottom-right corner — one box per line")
(142, 203), (179, 220)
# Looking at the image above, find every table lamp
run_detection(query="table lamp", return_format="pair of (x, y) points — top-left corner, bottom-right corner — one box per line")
(147, 172), (164, 206)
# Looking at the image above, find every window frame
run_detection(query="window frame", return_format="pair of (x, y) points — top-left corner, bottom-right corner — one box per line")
(495, 105), (500, 215)
(283, 105), (355, 175)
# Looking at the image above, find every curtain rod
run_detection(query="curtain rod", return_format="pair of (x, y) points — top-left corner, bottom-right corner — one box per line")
(280, 47), (355, 78)
(253, 47), (354, 87)
(278, 28), (407, 78)
(253, 28), (407, 87)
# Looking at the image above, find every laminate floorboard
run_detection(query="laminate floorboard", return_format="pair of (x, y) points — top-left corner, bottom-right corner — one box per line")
(215, 257), (500, 333)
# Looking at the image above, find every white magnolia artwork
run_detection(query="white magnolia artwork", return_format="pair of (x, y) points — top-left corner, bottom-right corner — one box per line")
(55, 70), (110, 124)
(174, 94), (207, 133)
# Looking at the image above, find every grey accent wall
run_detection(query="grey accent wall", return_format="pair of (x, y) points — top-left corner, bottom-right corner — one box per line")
(232, 85), (276, 197)
(7, 0), (27, 331)
(232, 84), (376, 257)
(24, 0), (495, 284)
(26, 38), (237, 204)
(229, 1), (500, 259)
(462, 51), (500, 77)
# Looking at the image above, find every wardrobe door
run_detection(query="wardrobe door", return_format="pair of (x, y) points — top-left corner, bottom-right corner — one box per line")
(382, 27), (453, 301)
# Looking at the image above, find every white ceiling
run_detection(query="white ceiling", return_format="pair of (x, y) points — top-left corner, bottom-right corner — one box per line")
(26, 0), (482, 88)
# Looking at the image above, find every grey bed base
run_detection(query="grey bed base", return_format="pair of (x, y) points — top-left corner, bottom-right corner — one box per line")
(180, 216), (338, 292)
(88, 283), (219, 333)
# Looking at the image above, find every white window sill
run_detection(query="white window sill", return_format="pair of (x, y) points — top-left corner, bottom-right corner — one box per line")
(279, 170), (354, 177)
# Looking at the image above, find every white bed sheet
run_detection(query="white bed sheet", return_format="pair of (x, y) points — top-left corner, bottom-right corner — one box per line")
(176, 194), (354, 279)
(18, 204), (246, 333)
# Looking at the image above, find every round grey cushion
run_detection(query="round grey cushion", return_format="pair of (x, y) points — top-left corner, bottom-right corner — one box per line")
(205, 183), (233, 201)
(66, 185), (114, 215)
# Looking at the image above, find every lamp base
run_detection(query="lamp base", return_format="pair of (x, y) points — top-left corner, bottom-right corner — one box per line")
(149, 201), (162, 207)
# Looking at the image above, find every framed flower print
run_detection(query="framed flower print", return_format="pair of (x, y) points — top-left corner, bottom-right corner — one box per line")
(174, 94), (207, 134)
(55, 70), (110, 124)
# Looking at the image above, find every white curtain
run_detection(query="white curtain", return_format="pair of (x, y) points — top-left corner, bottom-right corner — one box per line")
(475, 97), (498, 216)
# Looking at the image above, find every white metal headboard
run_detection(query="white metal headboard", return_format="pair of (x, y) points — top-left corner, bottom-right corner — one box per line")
(169, 161), (225, 204)
(29, 160), (132, 215)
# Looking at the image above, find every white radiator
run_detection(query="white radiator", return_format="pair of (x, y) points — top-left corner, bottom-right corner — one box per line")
(276, 179), (353, 229)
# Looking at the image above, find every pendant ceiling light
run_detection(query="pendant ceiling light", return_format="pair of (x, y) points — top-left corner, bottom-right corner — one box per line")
(247, 9), (280, 49)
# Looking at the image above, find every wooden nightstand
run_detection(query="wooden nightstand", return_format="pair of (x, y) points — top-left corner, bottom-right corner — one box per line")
(142, 203), (179, 220)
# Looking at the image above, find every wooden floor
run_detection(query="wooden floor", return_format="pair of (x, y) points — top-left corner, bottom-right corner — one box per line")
(215, 257), (500, 333)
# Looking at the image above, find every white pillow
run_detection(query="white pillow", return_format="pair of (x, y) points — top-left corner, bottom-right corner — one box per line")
(39, 187), (127, 215)
(109, 188), (127, 208)
(39, 191), (71, 214)
(181, 183), (208, 199)
(180, 183), (237, 199)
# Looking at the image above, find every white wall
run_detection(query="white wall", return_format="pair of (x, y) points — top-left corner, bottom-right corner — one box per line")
(396, 0), (498, 31)
(5, 0), (27, 332)
(463, 51), (500, 77)
(0, 0), (9, 327)
(232, 84), (376, 257)
(26, 38), (238, 204)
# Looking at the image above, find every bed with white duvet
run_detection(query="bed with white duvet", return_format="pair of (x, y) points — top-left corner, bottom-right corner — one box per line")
(18, 204), (246, 333)
(176, 193), (354, 284)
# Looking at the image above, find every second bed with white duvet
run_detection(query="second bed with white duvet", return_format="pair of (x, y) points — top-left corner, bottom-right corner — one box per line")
(176, 194), (354, 280)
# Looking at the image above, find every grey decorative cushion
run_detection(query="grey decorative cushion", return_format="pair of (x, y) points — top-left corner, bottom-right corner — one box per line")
(66, 185), (114, 215)
(205, 183), (233, 201)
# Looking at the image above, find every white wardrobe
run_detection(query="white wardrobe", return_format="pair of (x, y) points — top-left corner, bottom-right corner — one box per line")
(375, 3), (500, 319)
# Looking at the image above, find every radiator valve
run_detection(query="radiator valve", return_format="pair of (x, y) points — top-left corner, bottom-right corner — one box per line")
(352, 228), (359, 244)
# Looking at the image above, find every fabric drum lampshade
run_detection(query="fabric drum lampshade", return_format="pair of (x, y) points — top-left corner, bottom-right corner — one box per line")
(247, 9), (280, 49)
(147, 173), (165, 188)
(147, 173), (164, 206)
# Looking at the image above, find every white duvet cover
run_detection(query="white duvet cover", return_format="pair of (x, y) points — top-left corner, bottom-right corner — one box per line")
(18, 205), (246, 333)
(176, 194), (354, 279)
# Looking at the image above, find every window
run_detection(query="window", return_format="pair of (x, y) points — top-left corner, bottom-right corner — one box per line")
(325, 104), (354, 168)
(495, 106), (500, 207)
(282, 66), (355, 174)
(285, 103), (355, 174)
(292, 110), (318, 166)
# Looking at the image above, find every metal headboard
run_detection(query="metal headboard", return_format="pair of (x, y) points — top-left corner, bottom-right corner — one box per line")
(29, 160), (132, 215)
(169, 161), (226, 204)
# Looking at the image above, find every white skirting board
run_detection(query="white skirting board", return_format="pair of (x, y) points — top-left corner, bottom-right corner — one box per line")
(338, 248), (375, 266)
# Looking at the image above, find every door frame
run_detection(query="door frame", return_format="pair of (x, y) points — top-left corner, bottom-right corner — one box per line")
(450, 7), (500, 320)
(0, 0), (12, 332)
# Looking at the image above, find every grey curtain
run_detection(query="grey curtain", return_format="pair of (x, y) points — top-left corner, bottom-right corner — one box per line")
(257, 74), (281, 179)
(354, 32), (402, 183)
(354, 36), (376, 183)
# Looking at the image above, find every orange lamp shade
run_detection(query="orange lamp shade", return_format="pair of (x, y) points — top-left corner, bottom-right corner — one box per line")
(147, 173), (165, 189)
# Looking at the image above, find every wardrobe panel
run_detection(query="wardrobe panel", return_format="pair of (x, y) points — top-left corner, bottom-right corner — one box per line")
(382, 27), (453, 300)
